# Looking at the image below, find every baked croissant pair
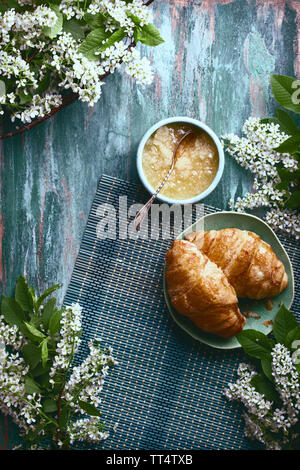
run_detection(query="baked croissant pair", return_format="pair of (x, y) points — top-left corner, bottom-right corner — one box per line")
(165, 228), (288, 338)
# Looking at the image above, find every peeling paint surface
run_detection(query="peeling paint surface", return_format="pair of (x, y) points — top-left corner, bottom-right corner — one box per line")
(0, 0), (298, 447)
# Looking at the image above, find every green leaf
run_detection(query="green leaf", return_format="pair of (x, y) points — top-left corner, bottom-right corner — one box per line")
(127, 13), (141, 26)
(35, 72), (51, 95)
(133, 28), (139, 44)
(49, 309), (62, 337)
(22, 343), (41, 370)
(273, 304), (299, 345)
(37, 370), (52, 389)
(41, 339), (48, 368)
(36, 284), (60, 310)
(24, 322), (45, 340)
(51, 377), (64, 395)
(275, 108), (299, 135)
(78, 400), (102, 417)
(84, 12), (107, 29)
(278, 168), (300, 184)
(42, 398), (57, 413)
(286, 325), (300, 348)
(97, 28), (127, 53)
(18, 89), (33, 105)
(5, 0), (19, 8)
(0, 80), (5, 97)
(15, 275), (33, 312)
(24, 376), (42, 395)
(138, 23), (164, 46)
(271, 75), (300, 113)
(59, 405), (68, 429)
(275, 134), (300, 154)
(42, 297), (56, 331)
(1, 296), (25, 327)
(29, 286), (36, 299)
(276, 168), (300, 191)
(250, 374), (280, 403)
(63, 19), (85, 41)
(286, 190), (300, 209)
(236, 329), (273, 359)
(30, 314), (41, 328)
(31, 362), (50, 378)
(261, 355), (273, 382)
(260, 117), (281, 128)
(42, 4), (63, 39)
(77, 26), (108, 60)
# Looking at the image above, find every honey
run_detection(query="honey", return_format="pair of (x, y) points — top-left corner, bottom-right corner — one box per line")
(142, 123), (219, 200)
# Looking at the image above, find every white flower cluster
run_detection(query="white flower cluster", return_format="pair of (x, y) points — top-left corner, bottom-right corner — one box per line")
(0, 352), (42, 430)
(12, 94), (63, 123)
(0, 50), (37, 89)
(0, 298), (117, 448)
(49, 31), (153, 108)
(60, 0), (152, 32)
(1, 6), (57, 49)
(265, 208), (300, 240)
(0, 9), (15, 44)
(225, 345), (300, 450)
(0, 315), (24, 350)
(271, 344), (300, 420)
(49, 302), (82, 384)
(224, 363), (273, 420)
(14, 5), (57, 32)
(51, 32), (105, 106)
(64, 339), (117, 413)
(223, 117), (300, 239)
(99, 43), (153, 85)
(67, 416), (109, 445)
(0, 0), (154, 123)
(124, 49), (153, 86)
(0, 315), (43, 431)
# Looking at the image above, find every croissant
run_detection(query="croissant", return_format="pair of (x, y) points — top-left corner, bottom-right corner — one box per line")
(165, 240), (246, 338)
(186, 228), (288, 300)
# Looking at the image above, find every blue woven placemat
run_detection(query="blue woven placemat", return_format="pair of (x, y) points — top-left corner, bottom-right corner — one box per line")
(64, 174), (300, 450)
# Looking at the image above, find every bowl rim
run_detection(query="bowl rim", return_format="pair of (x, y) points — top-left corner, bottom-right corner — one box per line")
(136, 116), (225, 205)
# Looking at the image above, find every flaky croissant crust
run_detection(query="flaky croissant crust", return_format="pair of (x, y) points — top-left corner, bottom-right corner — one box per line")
(186, 228), (288, 300)
(165, 240), (246, 338)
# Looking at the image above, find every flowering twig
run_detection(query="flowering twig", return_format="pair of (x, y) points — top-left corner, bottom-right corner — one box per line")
(224, 305), (300, 450)
(0, 0), (161, 140)
(222, 117), (300, 239)
(0, 32), (138, 140)
(0, 92), (79, 140)
(0, 276), (117, 450)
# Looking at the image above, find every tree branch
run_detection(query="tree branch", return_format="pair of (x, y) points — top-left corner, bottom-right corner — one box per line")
(0, 92), (79, 140)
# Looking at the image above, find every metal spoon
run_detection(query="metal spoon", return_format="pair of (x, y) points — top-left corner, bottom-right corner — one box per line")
(134, 130), (195, 230)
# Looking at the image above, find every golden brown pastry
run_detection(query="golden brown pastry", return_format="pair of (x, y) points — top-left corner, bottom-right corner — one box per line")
(186, 228), (288, 300)
(165, 240), (246, 338)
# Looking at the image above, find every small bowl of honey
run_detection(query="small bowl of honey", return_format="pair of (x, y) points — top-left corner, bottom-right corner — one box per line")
(137, 116), (224, 204)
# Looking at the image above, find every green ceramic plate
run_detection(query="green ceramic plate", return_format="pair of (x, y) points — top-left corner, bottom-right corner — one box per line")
(163, 211), (295, 349)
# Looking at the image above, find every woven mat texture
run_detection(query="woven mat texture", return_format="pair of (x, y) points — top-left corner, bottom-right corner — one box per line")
(64, 175), (300, 450)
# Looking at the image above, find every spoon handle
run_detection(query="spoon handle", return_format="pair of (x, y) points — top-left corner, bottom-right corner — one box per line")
(134, 164), (175, 230)
(134, 130), (194, 230)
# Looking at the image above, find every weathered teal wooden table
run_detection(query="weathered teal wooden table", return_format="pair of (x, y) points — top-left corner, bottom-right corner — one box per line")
(0, 0), (299, 449)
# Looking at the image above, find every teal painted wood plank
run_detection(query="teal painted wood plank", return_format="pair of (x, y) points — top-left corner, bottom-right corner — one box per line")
(0, 0), (299, 448)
